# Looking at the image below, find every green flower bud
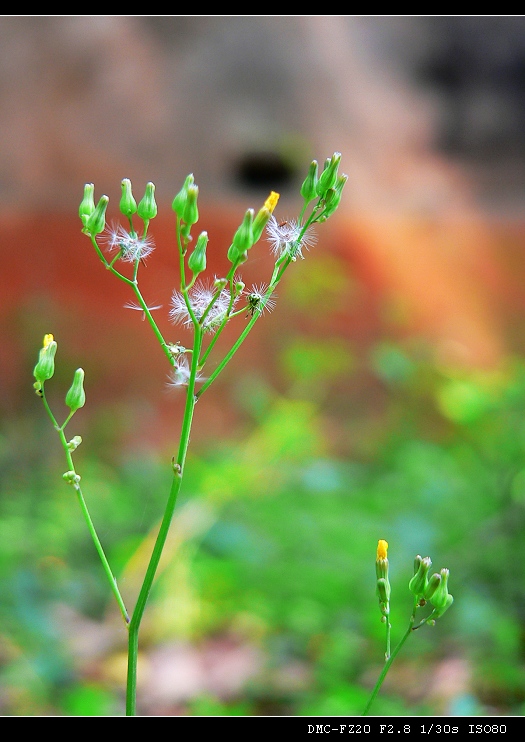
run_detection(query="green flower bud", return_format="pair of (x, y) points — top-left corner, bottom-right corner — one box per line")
(227, 243), (247, 264)
(172, 174), (194, 219)
(65, 368), (86, 412)
(232, 208), (254, 253)
(316, 152), (341, 198)
(424, 572), (442, 601)
(213, 277), (228, 291)
(33, 334), (57, 383)
(408, 555), (432, 599)
(67, 435), (82, 452)
(63, 470), (81, 485)
(79, 184), (95, 227)
(138, 182), (157, 222)
(375, 540), (390, 617)
(86, 195), (109, 236)
(183, 184), (199, 226)
(429, 568), (453, 617)
(321, 173), (348, 220)
(376, 577), (391, 616)
(433, 593), (454, 618)
(300, 160), (319, 203)
(119, 178), (137, 217)
(188, 231), (208, 276)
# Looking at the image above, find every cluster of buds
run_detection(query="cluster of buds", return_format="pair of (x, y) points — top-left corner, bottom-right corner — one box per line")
(375, 541), (453, 628)
(79, 179), (159, 268)
(409, 554), (454, 620)
(226, 191), (280, 266)
(300, 152), (347, 221)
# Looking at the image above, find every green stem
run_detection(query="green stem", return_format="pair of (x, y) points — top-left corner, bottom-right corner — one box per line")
(52, 417), (129, 626)
(129, 282), (176, 367)
(363, 619), (414, 716)
(363, 600), (420, 716)
(125, 327), (203, 716)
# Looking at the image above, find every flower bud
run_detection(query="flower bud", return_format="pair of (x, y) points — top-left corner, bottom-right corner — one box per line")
(375, 539), (389, 579)
(188, 231), (208, 277)
(79, 184), (95, 227)
(433, 593), (454, 618)
(408, 555), (432, 599)
(172, 174), (194, 218)
(316, 152), (341, 198)
(183, 184), (199, 226)
(423, 572), (442, 601)
(252, 191), (280, 242)
(63, 470), (81, 485)
(119, 178), (137, 217)
(229, 209), (254, 264)
(86, 195), (109, 236)
(375, 540), (390, 617)
(227, 243), (247, 264)
(138, 182), (157, 222)
(321, 174), (348, 219)
(67, 435), (83, 452)
(33, 334), (57, 383)
(429, 568), (453, 617)
(376, 577), (391, 616)
(300, 160), (319, 203)
(213, 277), (228, 291)
(65, 368), (86, 412)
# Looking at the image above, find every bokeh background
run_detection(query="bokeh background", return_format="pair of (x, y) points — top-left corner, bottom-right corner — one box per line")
(2, 16), (525, 716)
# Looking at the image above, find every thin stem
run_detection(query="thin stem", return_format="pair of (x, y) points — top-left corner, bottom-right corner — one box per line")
(129, 282), (176, 368)
(125, 327), (203, 716)
(40, 389), (130, 626)
(385, 617), (391, 661)
(363, 600), (419, 716)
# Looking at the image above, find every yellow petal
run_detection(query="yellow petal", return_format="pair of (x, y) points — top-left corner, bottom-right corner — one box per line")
(377, 539), (388, 561)
(264, 191), (280, 214)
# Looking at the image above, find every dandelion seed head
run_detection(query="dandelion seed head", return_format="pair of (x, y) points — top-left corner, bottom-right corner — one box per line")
(169, 280), (238, 332)
(265, 216), (317, 259)
(246, 283), (276, 316)
(103, 224), (155, 263)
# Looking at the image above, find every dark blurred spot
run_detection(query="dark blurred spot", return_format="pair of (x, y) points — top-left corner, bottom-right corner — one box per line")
(233, 151), (297, 192)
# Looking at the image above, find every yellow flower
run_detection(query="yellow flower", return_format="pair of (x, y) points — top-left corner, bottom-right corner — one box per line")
(43, 333), (54, 348)
(264, 191), (280, 214)
(377, 539), (388, 561)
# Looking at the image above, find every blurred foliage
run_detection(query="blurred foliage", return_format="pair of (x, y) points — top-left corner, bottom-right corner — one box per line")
(2, 253), (525, 716)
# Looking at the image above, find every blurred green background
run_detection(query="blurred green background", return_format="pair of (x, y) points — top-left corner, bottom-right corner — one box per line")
(3, 247), (525, 716)
(2, 17), (525, 716)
